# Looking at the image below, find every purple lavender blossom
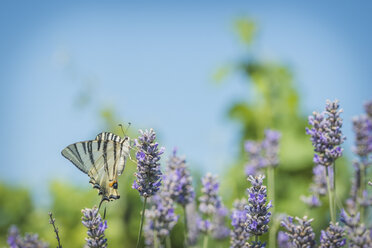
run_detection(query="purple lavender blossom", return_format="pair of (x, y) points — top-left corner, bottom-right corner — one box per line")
(319, 222), (346, 248)
(185, 203), (200, 246)
(277, 231), (290, 248)
(133, 129), (164, 197)
(230, 199), (249, 248)
(340, 209), (372, 247)
(145, 193), (179, 240)
(281, 216), (316, 248)
(262, 129), (281, 168)
(7, 225), (48, 248)
(198, 173), (222, 234)
(301, 194), (321, 208)
(352, 115), (372, 158)
(246, 241), (266, 248)
(364, 100), (372, 119)
(302, 164), (327, 208)
(162, 148), (195, 206)
(245, 175), (272, 236)
(244, 141), (266, 176)
(212, 205), (230, 241)
(306, 100), (345, 167)
(81, 207), (108, 248)
(199, 173), (221, 216)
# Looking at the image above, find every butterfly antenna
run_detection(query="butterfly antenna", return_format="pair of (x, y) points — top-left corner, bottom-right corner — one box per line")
(118, 122), (131, 136)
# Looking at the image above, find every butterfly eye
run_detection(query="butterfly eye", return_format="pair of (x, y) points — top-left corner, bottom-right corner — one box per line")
(113, 182), (118, 189)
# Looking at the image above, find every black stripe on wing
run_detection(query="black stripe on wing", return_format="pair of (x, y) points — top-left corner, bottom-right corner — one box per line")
(96, 132), (124, 143)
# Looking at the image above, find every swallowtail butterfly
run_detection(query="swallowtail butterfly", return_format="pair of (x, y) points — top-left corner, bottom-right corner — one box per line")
(61, 132), (130, 207)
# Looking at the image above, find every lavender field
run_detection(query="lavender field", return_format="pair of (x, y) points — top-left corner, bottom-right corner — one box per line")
(1, 1), (372, 248)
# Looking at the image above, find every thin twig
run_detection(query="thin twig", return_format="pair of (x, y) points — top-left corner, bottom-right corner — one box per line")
(48, 212), (62, 248)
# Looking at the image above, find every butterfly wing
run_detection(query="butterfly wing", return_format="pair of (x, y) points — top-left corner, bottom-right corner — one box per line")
(61, 135), (129, 201)
(95, 132), (130, 176)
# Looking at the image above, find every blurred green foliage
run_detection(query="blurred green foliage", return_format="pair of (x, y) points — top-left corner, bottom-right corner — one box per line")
(0, 18), (352, 247)
(218, 18), (350, 239)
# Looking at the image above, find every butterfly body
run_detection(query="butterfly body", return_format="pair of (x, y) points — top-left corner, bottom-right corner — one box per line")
(62, 132), (130, 203)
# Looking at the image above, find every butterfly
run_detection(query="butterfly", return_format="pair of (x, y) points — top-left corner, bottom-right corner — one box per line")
(61, 132), (130, 208)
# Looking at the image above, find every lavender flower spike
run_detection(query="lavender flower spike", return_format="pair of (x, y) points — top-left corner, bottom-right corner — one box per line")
(277, 231), (290, 248)
(145, 193), (179, 240)
(352, 115), (372, 158)
(133, 129), (164, 197)
(162, 148), (195, 206)
(198, 173), (222, 233)
(306, 100), (345, 167)
(262, 129), (281, 168)
(82, 207), (108, 248)
(281, 216), (316, 248)
(230, 199), (249, 248)
(244, 141), (265, 176)
(245, 175), (272, 236)
(340, 209), (372, 247)
(319, 222), (346, 248)
(7, 225), (48, 248)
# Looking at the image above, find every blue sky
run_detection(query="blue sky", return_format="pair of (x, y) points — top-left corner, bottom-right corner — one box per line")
(1, 1), (372, 202)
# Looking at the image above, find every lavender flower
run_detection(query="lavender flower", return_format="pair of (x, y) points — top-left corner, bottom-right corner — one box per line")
(230, 199), (249, 248)
(245, 175), (272, 236)
(133, 129), (164, 197)
(185, 203), (200, 246)
(162, 148), (195, 206)
(340, 209), (372, 247)
(346, 161), (361, 212)
(199, 173), (221, 216)
(277, 231), (290, 248)
(306, 100), (345, 167)
(319, 222), (346, 248)
(262, 129), (281, 168)
(364, 100), (372, 119)
(7, 225), (48, 248)
(302, 164), (327, 207)
(352, 115), (372, 158)
(81, 207), (108, 248)
(198, 173), (222, 233)
(281, 216), (316, 248)
(244, 141), (265, 176)
(212, 205), (230, 240)
(145, 193), (179, 240)
(300, 194), (321, 208)
(245, 241), (266, 248)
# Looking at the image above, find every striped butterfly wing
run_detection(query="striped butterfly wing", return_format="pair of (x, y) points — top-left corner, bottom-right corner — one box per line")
(61, 132), (130, 202)
(95, 132), (130, 176)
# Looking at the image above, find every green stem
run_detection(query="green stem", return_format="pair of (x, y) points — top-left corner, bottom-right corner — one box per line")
(136, 196), (148, 248)
(154, 231), (159, 248)
(332, 164), (337, 218)
(255, 235), (258, 243)
(166, 236), (171, 248)
(325, 168), (335, 223)
(183, 206), (188, 248)
(268, 166), (275, 248)
(360, 161), (366, 219)
(203, 236), (209, 248)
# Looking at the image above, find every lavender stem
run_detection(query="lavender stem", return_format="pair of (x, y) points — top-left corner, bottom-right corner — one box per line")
(325, 169), (335, 223)
(203, 236), (209, 248)
(268, 166), (276, 248)
(136, 196), (148, 248)
(183, 206), (188, 248)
